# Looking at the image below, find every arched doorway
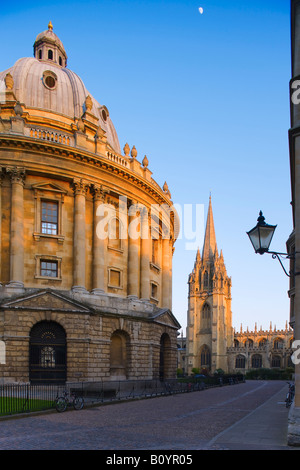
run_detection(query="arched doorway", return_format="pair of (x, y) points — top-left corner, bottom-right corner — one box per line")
(29, 321), (67, 384)
(200, 345), (211, 370)
(110, 330), (130, 379)
(159, 333), (171, 380)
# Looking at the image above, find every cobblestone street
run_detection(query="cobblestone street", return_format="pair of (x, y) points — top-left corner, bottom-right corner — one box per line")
(0, 380), (297, 451)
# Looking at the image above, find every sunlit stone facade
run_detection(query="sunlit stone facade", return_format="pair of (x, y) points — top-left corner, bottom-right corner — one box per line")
(0, 23), (180, 384)
(182, 199), (294, 376)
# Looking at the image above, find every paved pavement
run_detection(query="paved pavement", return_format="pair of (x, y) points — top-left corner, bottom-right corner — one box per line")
(0, 380), (299, 451)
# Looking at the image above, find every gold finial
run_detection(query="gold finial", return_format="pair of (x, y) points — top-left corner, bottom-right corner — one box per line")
(48, 21), (53, 31)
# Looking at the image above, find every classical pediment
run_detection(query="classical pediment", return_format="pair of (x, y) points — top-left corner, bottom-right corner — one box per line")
(31, 182), (68, 194)
(152, 308), (181, 330)
(1, 290), (91, 313)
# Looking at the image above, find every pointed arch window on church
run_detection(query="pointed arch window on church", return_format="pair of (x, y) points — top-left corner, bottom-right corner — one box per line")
(235, 355), (245, 369)
(273, 338), (284, 349)
(200, 345), (211, 369)
(201, 304), (211, 331)
(258, 338), (267, 349)
(251, 354), (262, 368)
(203, 271), (209, 289)
(271, 355), (281, 368)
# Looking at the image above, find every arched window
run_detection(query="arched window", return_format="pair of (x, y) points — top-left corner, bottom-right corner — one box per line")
(251, 354), (262, 368)
(271, 355), (281, 368)
(48, 49), (53, 60)
(201, 304), (211, 331)
(200, 345), (211, 369)
(273, 338), (284, 349)
(258, 338), (267, 349)
(203, 271), (209, 289)
(38, 49), (42, 60)
(235, 355), (246, 368)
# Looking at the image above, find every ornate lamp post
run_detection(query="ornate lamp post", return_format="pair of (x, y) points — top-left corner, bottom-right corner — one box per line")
(247, 211), (295, 277)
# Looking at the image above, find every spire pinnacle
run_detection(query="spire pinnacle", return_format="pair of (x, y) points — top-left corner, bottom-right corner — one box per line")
(202, 196), (217, 261)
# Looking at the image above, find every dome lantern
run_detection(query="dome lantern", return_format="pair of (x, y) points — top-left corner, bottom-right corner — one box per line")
(33, 22), (67, 68)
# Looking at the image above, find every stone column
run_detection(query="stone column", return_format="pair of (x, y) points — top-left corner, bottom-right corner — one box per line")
(161, 235), (171, 310)
(92, 184), (106, 294)
(0, 170), (4, 282)
(6, 167), (25, 288)
(72, 178), (89, 292)
(169, 242), (174, 311)
(127, 201), (140, 299)
(140, 207), (150, 301)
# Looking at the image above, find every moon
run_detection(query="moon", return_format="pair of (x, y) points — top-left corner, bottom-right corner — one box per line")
(199, 7), (204, 14)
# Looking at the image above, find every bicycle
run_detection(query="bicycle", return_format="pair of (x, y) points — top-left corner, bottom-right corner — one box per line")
(55, 389), (84, 412)
(285, 382), (295, 408)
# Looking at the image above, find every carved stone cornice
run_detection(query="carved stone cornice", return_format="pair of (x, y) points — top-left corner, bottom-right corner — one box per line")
(0, 135), (171, 205)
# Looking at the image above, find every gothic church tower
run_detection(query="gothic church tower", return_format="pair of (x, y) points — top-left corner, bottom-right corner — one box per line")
(186, 197), (234, 374)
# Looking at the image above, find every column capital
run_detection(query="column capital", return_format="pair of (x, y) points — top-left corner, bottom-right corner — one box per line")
(6, 166), (26, 185)
(92, 183), (109, 202)
(72, 178), (89, 196)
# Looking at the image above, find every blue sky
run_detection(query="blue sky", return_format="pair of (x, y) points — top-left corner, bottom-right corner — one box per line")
(0, 0), (292, 333)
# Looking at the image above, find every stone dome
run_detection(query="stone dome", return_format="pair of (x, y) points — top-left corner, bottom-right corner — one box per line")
(0, 22), (121, 153)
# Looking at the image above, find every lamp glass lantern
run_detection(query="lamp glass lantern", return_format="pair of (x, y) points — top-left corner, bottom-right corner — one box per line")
(247, 211), (277, 255)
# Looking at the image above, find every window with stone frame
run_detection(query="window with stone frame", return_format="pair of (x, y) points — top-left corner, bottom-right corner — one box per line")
(235, 354), (246, 368)
(200, 345), (211, 368)
(108, 217), (122, 251)
(108, 268), (122, 288)
(32, 183), (66, 243)
(41, 200), (58, 235)
(34, 255), (62, 281)
(151, 282), (158, 300)
(40, 260), (58, 278)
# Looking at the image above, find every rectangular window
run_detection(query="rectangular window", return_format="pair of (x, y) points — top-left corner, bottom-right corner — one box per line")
(151, 283), (158, 299)
(40, 260), (58, 278)
(109, 269), (121, 287)
(152, 239), (159, 265)
(41, 201), (58, 235)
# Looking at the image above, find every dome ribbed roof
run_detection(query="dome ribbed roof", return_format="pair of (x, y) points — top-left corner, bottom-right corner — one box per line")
(0, 23), (121, 153)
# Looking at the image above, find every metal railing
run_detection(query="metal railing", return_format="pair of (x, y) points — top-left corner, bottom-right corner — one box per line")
(0, 375), (244, 416)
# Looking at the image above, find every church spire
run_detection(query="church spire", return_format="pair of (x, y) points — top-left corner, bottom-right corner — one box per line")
(202, 196), (217, 261)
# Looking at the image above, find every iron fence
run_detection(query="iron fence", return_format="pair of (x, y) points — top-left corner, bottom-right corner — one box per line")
(0, 374), (244, 416)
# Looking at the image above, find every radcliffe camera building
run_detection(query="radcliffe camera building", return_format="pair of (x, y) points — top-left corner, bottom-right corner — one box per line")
(0, 23), (181, 384)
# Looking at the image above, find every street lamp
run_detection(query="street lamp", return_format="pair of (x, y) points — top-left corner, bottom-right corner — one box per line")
(247, 211), (277, 255)
(247, 211), (293, 277)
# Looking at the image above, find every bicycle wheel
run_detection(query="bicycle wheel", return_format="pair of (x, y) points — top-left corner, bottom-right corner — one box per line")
(73, 396), (84, 410)
(55, 397), (67, 412)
